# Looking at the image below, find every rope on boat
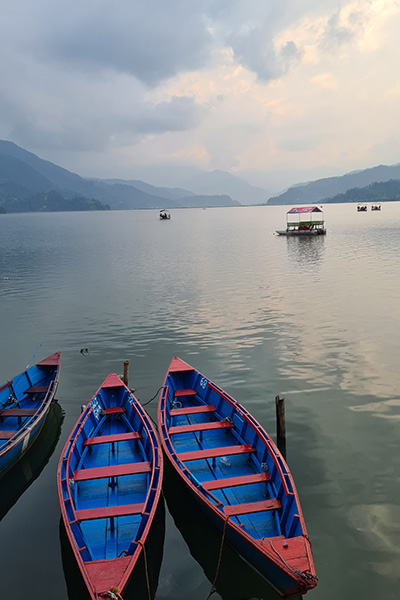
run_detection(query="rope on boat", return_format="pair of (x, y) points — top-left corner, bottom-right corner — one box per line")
(136, 540), (152, 600)
(205, 515), (230, 600)
(26, 335), (48, 368)
(268, 540), (318, 583)
(105, 588), (124, 600)
(140, 385), (167, 407)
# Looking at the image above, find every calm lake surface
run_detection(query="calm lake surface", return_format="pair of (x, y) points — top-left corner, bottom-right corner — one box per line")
(0, 203), (399, 600)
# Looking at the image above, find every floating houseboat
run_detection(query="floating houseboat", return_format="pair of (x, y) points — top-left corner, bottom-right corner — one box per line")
(276, 206), (326, 236)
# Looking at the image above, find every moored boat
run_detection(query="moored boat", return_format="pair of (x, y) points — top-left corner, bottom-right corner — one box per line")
(159, 209), (171, 220)
(158, 357), (317, 598)
(57, 373), (163, 600)
(276, 206), (326, 236)
(0, 352), (61, 479)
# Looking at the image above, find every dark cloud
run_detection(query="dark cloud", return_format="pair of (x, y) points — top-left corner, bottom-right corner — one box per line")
(26, 1), (213, 86)
(229, 27), (302, 81)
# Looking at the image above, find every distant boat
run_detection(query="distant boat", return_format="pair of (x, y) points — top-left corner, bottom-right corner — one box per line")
(159, 209), (171, 220)
(357, 204), (368, 212)
(58, 373), (163, 600)
(276, 206), (326, 236)
(371, 203), (381, 211)
(158, 357), (317, 597)
(0, 352), (61, 479)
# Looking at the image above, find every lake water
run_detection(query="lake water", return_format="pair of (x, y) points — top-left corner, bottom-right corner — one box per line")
(0, 203), (399, 600)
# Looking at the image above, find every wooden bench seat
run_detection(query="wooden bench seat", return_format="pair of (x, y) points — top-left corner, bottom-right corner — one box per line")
(174, 389), (197, 398)
(0, 430), (15, 440)
(170, 405), (216, 417)
(178, 444), (255, 462)
(202, 472), (270, 491)
(76, 503), (144, 521)
(73, 461), (151, 482)
(101, 407), (126, 415)
(84, 432), (141, 446)
(0, 408), (37, 417)
(223, 498), (281, 517)
(25, 386), (48, 394)
(169, 421), (234, 435)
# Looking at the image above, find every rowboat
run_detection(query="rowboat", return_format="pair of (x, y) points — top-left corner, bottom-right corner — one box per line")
(0, 352), (61, 479)
(158, 357), (317, 598)
(58, 373), (163, 600)
(0, 401), (63, 521)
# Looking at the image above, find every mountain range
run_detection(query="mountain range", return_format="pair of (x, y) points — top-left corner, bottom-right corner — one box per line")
(1, 139), (400, 213)
(266, 164), (400, 205)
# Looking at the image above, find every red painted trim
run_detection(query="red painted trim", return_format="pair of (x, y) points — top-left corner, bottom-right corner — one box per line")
(73, 461), (151, 482)
(170, 404), (216, 416)
(223, 498), (281, 516)
(76, 503), (144, 521)
(84, 432), (141, 446)
(174, 388), (196, 397)
(178, 443), (255, 462)
(169, 421), (234, 435)
(202, 471), (270, 490)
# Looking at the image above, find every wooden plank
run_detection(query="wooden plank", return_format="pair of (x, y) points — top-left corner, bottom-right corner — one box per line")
(169, 421), (234, 435)
(223, 498), (281, 516)
(73, 461), (151, 482)
(0, 431), (15, 440)
(170, 405), (216, 417)
(102, 407), (126, 415)
(178, 444), (255, 462)
(84, 432), (141, 446)
(174, 389), (197, 397)
(25, 386), (48, 394)
(0, 408), (37, 417)
(76, 503), (144, 521)
(202, 472), (270, 491)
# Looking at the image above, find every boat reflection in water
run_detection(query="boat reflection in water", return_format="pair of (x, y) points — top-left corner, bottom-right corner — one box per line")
(0, 401), (64, 521)
(163, 461), (299, 600)
(60, 497), (166, 600)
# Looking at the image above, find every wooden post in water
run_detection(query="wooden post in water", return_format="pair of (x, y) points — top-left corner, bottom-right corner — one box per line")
(123, 360), (129, 386)
(275, 395), (286, 458)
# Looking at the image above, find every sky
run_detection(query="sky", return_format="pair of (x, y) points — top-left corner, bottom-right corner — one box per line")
(1, 0), (400, 192)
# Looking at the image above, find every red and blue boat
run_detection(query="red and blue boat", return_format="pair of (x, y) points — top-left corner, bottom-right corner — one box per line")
(0, 352), (61, 479)
(158, 357), (317, 598)
(58, 373), (163, 600)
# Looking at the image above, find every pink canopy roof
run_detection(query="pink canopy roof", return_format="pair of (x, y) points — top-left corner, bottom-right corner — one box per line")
(287, 206), (323, 214)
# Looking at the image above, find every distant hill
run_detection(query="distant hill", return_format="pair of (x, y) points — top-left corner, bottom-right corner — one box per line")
(267, 164), (400, 205)
(184, 169), (269, 205)
(0, 140), (238, 213)
(322, 179), (400, 204)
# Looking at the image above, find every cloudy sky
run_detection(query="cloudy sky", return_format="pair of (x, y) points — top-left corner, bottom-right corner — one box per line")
(1, 0), (400, 191)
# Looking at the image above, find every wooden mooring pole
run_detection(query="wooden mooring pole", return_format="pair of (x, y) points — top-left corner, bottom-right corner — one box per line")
(275, 395), (286, 458)
(123, 360), (129, 386)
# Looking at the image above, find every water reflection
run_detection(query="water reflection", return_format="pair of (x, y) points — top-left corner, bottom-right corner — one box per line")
(0, 401), (64, 521)
(284, 236), (326, 268)
(162, 461), (298, 600)
(60, 498), (166, 600)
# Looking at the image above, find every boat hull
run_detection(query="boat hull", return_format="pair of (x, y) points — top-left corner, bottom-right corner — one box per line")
(276, 229), (326, 236)
(58, 373), (163, 600)
(0, 352), (61, 479)
(158, 357), (317, 598)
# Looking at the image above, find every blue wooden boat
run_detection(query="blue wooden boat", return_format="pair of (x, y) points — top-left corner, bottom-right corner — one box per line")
(58, 373), (163, 600)
(0, 352), (61, 479)
(0, 401), (63, 521)
(158, 357), (317, 598)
